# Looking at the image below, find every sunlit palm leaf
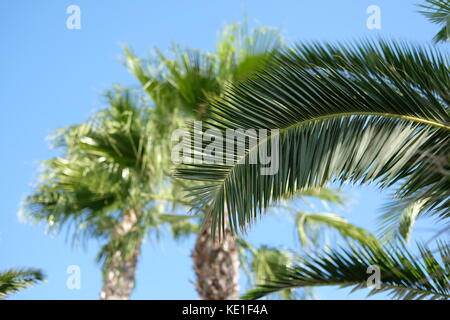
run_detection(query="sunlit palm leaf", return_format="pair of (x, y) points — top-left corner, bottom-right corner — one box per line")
(295, 212), (379, 247)
(280, 187), (347, 207)
(378, 199), (428, 242)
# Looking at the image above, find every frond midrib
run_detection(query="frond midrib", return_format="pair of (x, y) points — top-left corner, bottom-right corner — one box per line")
(285, 112), (450, 132)
(206, 111), (448, 215)
(218, 111), (449, 184)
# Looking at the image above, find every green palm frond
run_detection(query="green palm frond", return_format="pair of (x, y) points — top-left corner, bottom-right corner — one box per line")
(125, 46), (220, 119)
(419, 0), (450, 43)
(0, 268), (45, 299)
(242, 241), (450, 300)
(281, 187), (347, 207)
(379, 152), (450, 241)
(295, 212), (379, 247)
(378, 199), (428, 242)
(174, 40), (450, 234)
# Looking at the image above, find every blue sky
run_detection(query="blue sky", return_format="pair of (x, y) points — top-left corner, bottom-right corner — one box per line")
(0, 0), (446, 299)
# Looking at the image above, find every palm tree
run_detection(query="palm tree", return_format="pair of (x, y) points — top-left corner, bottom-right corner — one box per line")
(24, 88), (191, 299)
(0, 268), (45, 299)
(174, 19), (450, 299)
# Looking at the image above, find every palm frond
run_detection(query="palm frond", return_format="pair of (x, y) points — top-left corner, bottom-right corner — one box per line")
(242, 241), (450, 300)
(295, 212), (379, 247)
(0, 268), (45, 299)
(282, 187), (347, 207)
(378, 199), (428, 242)
(216, 20), (283, 82)
(419, 0), (450, 43)
(174, 40), (450, 234)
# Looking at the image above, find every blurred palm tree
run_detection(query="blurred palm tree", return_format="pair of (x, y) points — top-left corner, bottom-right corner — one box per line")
(23, 88), (195, 299)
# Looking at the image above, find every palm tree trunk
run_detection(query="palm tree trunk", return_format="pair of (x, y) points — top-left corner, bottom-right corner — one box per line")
(192, 214), (240, 300)
(100, 209), (141, 300)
